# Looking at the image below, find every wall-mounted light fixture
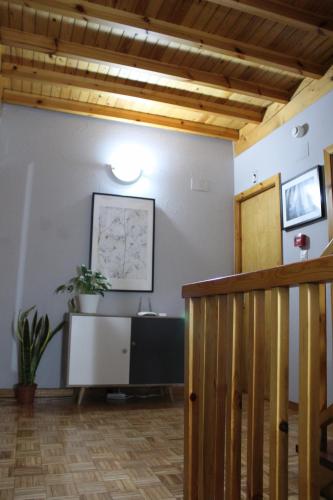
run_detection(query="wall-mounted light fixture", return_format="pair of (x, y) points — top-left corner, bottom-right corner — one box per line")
(107, 143), (156, 184)
(109, 162), (142, 184)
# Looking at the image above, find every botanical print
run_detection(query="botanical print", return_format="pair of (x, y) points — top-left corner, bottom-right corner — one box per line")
(91, 193), (154, 291)
(97, 206), (148, 281)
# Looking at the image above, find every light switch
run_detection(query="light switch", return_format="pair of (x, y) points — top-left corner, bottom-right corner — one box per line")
(191, 177), (209, 192)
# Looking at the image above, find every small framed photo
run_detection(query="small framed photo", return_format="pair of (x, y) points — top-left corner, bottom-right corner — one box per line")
(281, 166), (325, 230)
(90, 193), (155, 292)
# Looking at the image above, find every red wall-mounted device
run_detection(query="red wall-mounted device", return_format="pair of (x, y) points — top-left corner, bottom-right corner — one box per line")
(294, 233), (309, 249)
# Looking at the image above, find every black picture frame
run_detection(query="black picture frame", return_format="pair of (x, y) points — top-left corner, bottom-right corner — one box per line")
(90, 193), (155, 292)
(281, 165), (325, 231)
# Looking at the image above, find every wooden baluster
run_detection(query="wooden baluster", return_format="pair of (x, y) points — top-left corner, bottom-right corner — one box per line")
(185, 296), (229, 500)
(247, 290), (265, 499)
(199, 296), (215, 499)
(270, 287), (289, 500)
(184, 297), (202, 500)
(299, 284), (320, 500)
(225, 293), (243, 500)
(215, 295), (228, 500)
(319, 284), (327, 451)
(198, 298), (207, 500)
(200, 296), (227, 499)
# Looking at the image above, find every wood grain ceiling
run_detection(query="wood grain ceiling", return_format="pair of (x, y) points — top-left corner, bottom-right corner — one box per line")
(0, 0), (333, 151)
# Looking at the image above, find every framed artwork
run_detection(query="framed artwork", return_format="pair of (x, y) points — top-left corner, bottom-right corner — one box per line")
(281, 165), (325, 230)
(90, 193), (155, 292)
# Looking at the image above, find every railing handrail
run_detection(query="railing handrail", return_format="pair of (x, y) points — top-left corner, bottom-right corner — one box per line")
(182, 254), (333, 298)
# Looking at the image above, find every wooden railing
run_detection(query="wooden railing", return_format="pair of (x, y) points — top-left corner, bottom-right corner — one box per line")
(182, 255), (333, 500)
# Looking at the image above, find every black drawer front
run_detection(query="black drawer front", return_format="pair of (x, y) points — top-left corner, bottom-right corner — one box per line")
(129, 317), (184, 384)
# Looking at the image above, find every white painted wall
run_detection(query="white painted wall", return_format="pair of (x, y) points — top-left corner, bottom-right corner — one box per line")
(0, 104), (234, 388)
(234, 89), (333, 402)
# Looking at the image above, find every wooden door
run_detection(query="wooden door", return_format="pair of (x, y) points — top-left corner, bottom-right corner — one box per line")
(234, 174), (282, 395)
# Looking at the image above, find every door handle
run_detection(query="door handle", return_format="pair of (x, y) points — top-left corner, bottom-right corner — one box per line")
(131, 341), (136, 347)
(122, 348), (128, 354)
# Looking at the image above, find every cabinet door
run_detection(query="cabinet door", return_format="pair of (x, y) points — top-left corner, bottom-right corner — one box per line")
(67, 316), (131, 386)
(130, 318), (184, 384)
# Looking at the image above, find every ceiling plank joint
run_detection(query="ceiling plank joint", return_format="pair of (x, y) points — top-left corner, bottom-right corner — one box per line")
(207, 0), (333, 37)
(1, 62), (265, 123)
(4, 90), (240, 141)
(0, 27), (292, 103)
(8, 0), (326, 78)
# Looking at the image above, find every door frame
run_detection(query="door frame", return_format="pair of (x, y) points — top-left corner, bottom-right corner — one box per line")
(320, 144), (333, 441)
(234, 173), (282, 274)
(324, 145), (333, 241)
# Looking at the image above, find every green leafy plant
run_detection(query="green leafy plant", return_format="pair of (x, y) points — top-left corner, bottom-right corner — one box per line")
(16, 306), (64, 385)
(55, 265), (112, 297)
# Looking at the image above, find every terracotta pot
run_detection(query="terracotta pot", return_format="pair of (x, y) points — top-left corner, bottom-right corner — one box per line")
(16, 384), (37, 404)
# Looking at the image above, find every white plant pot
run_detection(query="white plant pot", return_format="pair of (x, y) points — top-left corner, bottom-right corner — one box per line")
(78, 294), (100, 314)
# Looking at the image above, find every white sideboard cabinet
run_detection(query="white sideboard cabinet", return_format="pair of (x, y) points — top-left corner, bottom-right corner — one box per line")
(66, 313), (185, 403)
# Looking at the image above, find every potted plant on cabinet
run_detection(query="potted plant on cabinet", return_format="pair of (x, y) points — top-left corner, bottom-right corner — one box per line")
(56, 265), (112, 314)
(15, 306), (64, 404)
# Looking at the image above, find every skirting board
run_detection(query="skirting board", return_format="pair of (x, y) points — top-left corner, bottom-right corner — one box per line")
(0, 388), (74, 398)
(0, 388), (294, 405)
(0, 386), (185, 400)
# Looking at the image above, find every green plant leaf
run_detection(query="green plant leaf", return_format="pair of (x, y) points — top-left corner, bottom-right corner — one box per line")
(22, 319), (32, 384)
(15, 306), (63, 385)
(55, 266), (111, 298)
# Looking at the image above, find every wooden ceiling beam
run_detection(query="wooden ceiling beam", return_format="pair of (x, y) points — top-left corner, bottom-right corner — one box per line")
(234, 66), (333, 155)
(3, 90), (240, 141)
(8, 0), (325, 78)
(207, 0), (333, 38)
(1, 62), (264, 123)
(0, 27), (291, 103)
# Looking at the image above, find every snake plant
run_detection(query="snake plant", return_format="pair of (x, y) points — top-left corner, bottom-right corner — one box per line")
(16, 306), (64, 385)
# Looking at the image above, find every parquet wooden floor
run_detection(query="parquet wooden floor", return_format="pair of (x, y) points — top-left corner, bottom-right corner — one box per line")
(0, 398), (184, 500)
(0, 396), (329, 499)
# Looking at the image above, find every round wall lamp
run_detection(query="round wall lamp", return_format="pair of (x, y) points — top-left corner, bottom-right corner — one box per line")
(107, 144), (150, 184)
(109, 163), (142, 184)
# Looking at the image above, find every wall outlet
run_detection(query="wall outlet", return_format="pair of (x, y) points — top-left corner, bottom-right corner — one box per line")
(191, 177), (209, 192)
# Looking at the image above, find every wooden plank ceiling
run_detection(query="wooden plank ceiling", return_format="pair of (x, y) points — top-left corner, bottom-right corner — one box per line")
(0, 0), (333, 147)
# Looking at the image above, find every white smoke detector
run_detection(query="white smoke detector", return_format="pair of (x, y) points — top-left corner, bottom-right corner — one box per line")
(291, 124), (308, 138)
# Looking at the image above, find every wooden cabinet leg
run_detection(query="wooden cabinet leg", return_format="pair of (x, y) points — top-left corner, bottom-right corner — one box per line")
(77, 387), (86, 405)
(168, 386), (175, 403)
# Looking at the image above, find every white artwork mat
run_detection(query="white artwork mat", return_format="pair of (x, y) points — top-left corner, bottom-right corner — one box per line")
(90, 194), (155, 291)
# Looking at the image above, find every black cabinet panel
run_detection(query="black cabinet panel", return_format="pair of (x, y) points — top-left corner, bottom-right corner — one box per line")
(129, 317), (184, 384)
